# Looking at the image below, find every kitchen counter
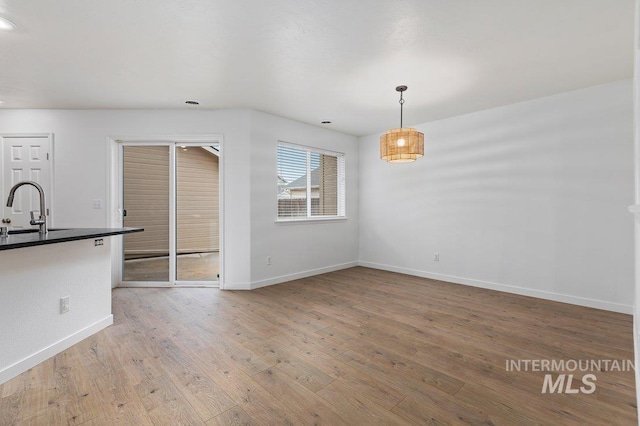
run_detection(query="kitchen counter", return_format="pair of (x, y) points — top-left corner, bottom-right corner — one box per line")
(0, 226), (144, 385)
(0, 227), (143, 251)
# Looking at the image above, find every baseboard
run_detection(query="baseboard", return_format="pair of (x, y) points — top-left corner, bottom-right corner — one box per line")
(251, 261), (359, 290)
(221, 281), (252, 290)
(358, 261), (633, 314)
(0, 315), (113, 385)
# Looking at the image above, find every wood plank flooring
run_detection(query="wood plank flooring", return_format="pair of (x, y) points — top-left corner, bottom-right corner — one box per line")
(0, 267), (637, 425)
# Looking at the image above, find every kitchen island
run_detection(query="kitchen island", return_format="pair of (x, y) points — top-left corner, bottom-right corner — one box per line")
(0, 227), (142, 384)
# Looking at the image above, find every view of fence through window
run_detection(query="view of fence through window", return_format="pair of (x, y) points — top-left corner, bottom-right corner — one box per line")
(277, 143), (345, 219)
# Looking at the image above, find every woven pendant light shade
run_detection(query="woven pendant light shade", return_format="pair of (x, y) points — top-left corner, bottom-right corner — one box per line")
(380, 127), (424, 163)
(380, 85), (424, 163)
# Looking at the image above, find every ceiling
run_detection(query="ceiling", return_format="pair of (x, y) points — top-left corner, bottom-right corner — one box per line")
(0, 0), (634, 136)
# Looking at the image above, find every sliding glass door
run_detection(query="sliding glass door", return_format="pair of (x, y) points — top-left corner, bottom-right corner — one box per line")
(121, 142), (220, 286)
(122, 145), (171, 282)
(175, 145), (220, 281)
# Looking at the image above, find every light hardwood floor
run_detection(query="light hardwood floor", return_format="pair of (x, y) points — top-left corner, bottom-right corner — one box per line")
(0, 267), (637, 425)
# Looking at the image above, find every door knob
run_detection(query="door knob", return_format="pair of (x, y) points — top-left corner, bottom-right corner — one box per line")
(1, 218), (11, 224)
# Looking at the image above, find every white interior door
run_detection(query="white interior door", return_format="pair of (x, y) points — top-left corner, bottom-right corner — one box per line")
(1, 135), (53, 229)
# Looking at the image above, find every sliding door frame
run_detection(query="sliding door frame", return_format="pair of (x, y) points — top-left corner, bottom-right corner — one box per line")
(107, 135), (224, 288)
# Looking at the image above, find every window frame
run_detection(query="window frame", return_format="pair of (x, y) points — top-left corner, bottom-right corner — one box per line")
(276, 141), (346, 223)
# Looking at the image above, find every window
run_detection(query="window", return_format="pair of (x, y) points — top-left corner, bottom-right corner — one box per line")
(277, 142), (345, 220)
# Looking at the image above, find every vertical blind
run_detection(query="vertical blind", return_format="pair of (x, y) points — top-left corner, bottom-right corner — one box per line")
(277, 142), (345, 219)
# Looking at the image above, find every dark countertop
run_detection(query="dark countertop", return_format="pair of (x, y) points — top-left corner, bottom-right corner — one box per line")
(0, 227), (143, 251)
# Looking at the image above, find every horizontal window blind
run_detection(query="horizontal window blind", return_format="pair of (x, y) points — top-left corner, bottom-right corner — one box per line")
(277, 142), (345, 219)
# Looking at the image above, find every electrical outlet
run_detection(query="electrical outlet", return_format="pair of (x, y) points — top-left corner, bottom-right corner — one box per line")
(92, 199), (103, 209)
(95, 238), (104, 246)
(434, 253), (440, 262)
(267, 256), (271, 265)
(60, 296), (70, 314)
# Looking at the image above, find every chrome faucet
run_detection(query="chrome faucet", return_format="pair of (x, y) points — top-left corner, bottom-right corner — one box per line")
(6, 181), (47, 234)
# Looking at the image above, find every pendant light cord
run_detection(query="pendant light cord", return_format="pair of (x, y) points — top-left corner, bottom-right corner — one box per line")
(399, 91), (404, 128)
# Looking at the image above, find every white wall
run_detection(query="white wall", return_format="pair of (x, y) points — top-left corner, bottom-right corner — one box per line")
(248, 111), (359, 288)
(0, 108), (359, 289)
(359, 80), (635, 313)
(631, 0), (640, 416)
(0, 239), (112, 384)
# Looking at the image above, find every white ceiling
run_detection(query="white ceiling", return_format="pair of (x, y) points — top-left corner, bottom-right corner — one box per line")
(0, 0), (634, 136)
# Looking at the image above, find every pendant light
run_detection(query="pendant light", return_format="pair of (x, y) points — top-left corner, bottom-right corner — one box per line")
(380, 85), (424, 163)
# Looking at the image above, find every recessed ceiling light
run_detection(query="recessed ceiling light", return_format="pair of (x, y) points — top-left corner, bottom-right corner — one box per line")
(321, 121), (332, 124)
(185, 100), (200, 105)
(0, 16), (16, 31)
